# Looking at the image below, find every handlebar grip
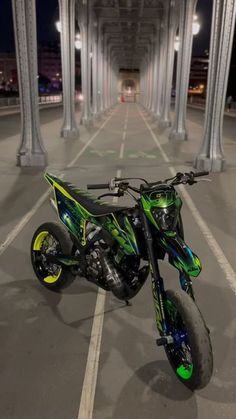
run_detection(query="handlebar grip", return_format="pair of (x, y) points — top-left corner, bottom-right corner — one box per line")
(87, 183), (109, 190)
(193, 171), (209, 177)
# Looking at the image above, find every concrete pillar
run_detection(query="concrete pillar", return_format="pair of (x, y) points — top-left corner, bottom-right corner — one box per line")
(169, 0), (197, 141)
(195, 0), (236, 172)
(79, 1), (92, 125)
(147, 44), (153, 110)
(160, 1), (178, 128)
(92, 21), (99, 117)
(107, 45), (112, 109)
(153, 25), (164, 119)
(97, 22), (104, 114)
(103, 35), (109, 111)
(12, 0), (47, 166)
(58, 0), (79, 138)
(150, 32), (158, 114)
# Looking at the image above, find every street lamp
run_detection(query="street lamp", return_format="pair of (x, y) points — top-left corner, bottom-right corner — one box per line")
(175, 15), (200, 53)
(75, 33), (82, 50)
(56, 21), (82, 50)
(192, 15), (200, 36)
(55, 20), (61, 33)
(174, 36), (180, 52)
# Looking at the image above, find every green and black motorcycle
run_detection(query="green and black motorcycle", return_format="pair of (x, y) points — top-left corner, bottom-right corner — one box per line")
(31, 171), (213, 390)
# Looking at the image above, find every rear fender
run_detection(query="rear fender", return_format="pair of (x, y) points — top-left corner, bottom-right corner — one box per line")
(158, 234), (202, 277)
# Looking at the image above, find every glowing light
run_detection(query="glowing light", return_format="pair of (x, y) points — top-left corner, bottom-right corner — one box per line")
(75, 33), (82, 49)
(78, 94), (84, 101)
(174, 36), (180, 52)
(192, 15), (200, 35)
(55, 21), (61, 32)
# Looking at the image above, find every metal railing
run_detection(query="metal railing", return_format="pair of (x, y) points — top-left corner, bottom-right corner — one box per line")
(0, 93), (83, 108)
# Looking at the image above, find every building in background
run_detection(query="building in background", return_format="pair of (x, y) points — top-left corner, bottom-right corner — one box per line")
(38, 42), (81, 92)
(188, 55), (209, 96)
(38, 42), (62, 91)
(0, 43), (81, 94)
(0, 52), (18, 91)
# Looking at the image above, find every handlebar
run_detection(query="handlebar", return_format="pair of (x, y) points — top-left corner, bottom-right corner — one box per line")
(191, 171), (209, 178)
(87, 171), (210, 192)
(87, 183), (109, 190)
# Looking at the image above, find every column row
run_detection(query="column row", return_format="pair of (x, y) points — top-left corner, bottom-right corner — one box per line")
(11, 0), (119, 166)
(140, 0), (236, 172)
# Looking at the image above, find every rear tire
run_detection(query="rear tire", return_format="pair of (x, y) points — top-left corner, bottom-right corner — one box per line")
(164, 289), (213, 390)
(31, 222), (73, 291)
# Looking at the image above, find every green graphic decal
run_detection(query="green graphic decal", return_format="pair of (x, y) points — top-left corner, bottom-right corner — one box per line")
(152, 280), (163, 332)
(176, 364), (193, 380)
(102, 215), (137, 255)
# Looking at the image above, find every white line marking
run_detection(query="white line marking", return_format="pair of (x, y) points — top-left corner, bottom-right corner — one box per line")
(0, 188), (51, 257)
(77, 167), (121, 419)
(122, 130), (126, 141)
(119, 142), (125, 159)
(137, 105), (236, 295)
(0, 109), (116, 257)
(68, 112), (115, 168)
(77, 109), (126, 419)
(76, 288), (106, 419)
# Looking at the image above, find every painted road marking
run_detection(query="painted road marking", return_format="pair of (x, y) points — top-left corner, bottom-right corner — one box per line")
(119, 142), (125, 159)
(128, 151), (156, 159)
(0, 108), (117, 257)
(89, 149), (116, 157)
(77, 106), (128, 419)
(137, 104), (236, 295)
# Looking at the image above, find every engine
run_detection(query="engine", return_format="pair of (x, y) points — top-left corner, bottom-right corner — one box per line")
(85, 243), (149, 300)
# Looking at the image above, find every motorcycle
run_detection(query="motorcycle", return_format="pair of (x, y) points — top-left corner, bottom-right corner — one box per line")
(31, 170), (213, 390)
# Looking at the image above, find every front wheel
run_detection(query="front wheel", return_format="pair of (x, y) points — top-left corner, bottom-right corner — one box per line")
(164, 289), (213, 390)
(31, 222), (73, 291)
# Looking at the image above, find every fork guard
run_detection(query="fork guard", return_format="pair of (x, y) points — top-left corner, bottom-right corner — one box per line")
(158, 234), (202, 277)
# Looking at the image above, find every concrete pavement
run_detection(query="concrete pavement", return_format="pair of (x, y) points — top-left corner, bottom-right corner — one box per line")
(0, 104), (236, 418)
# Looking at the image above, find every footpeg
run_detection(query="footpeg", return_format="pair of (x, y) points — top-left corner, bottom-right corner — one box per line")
(156, 335), (174, 346)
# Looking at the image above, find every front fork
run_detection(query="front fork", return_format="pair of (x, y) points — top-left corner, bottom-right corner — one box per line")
(140, 209), (168, 336)
(140, 209), (195, 340)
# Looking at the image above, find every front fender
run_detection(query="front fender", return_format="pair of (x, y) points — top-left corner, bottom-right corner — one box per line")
(158, 234), (202, 277)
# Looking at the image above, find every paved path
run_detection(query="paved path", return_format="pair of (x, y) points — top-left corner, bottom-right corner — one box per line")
(1, 104), (236, 418)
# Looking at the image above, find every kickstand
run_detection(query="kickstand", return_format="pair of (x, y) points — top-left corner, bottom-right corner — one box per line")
(125, 300), (132, 307)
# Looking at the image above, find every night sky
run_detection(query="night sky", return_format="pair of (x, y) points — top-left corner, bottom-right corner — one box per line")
(0, 0), (213, 56)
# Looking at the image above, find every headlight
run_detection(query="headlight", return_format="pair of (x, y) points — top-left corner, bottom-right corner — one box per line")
(152, 206), (178, 231)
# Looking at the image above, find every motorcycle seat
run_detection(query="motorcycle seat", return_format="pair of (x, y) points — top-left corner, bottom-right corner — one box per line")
(58, 178), (130, 216)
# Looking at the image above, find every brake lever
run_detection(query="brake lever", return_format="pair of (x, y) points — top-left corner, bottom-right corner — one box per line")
(109, 178), (117, 191)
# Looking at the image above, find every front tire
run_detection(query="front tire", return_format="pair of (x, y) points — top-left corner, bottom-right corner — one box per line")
(164, 289), (213, 390)
(31, 222), (73, 291)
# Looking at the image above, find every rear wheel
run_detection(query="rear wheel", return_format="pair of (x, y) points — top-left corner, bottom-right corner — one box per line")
(164, 289), (213, 390)
(31, 222), (73, 291)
